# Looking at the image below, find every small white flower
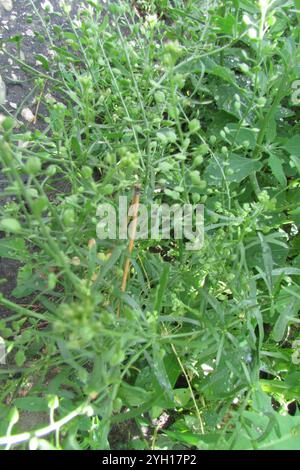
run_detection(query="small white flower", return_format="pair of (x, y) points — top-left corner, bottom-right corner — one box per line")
(25, 29), (35, 38)
(48, 49), (57, 59)
(59, 1), (71, 14)
(21, 107), (35, 123)
(201, 363), (213, 376)
(73, 19), (82, 28)
(145, 14), (158, 29)
(248, 27), (257, 39)
(45, 93), (56, 105)
(41, 0), (53, 13)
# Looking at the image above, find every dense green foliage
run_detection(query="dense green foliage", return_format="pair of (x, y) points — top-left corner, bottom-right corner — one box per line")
(1, 0), (300, 450)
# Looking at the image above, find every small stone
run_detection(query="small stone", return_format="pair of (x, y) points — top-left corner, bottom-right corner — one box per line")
(21, 107), (35, 123)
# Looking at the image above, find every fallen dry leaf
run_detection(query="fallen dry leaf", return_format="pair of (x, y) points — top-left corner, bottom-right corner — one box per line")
(0, 0), (13, 12)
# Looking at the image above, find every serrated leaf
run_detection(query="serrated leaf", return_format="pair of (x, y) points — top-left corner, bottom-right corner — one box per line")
(265, 117), (277, 142)
(268, 153), (287, 186)
(201, 57), (237, 85)
(12, 264), (37, 298)
(15, 349), (26, 367)
(234, 412), (300, 450)
(214, 84), (249, 118)
(239, 0), (259, 13)
(14, 397), (48, 412)
(225, 124), (258, 149)
(176, 56), (237, 87)
(119, 382), (152, 407)
(283, 135), (300, 155)
(213, 14), (236, 35)
(99, 14), (109, 32)
(0, 238), (29, 261)
(204, 153), (262, 186)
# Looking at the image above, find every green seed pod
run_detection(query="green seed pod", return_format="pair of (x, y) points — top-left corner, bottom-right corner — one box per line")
(210, 135), (217, 145)
(183, 138), (190, 150)
(194, 155), (204, 167)
(25, 157), (41, 176)
(197, 180), (207, 190)
(31, 196), (48, 216)
(189, 170), (202, 185)
(102, 184), (114, 195)
(81, 166), (93, 178)
(110, 349), (125, 366)
(162, 52), (174, 67)
(1, 116), (15, 132)
(168, 105), (179, 120)
(211, 215), (219, 223)
(105, 153), (116, 165)
(46, 164), (57, 177)
(189, 119), (201, 134)
(240, 63), (249, 73)
(154, 91), (165, 104)
(196, 143), (209, 156)
(27, 188), (38, 198)
(113, 398), (123, 413)
(173, 74), (185, 89)
(63, 208), (75, 226)
(192, 193), (201, 203)
(221, 146), (228, 155)
(257, 96), (267, 107)
(0, 140), (13, 163)
(0, 218), (22, 233)
(164, 40), (182, 57)
(121, 152), (139, 169)
(48, 273), (57, 290)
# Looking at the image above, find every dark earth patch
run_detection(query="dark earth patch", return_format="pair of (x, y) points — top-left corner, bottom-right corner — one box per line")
(0, 0), (78, 317)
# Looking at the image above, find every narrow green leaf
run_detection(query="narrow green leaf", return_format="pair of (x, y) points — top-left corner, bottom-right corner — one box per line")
(154, 265), (170, 314)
